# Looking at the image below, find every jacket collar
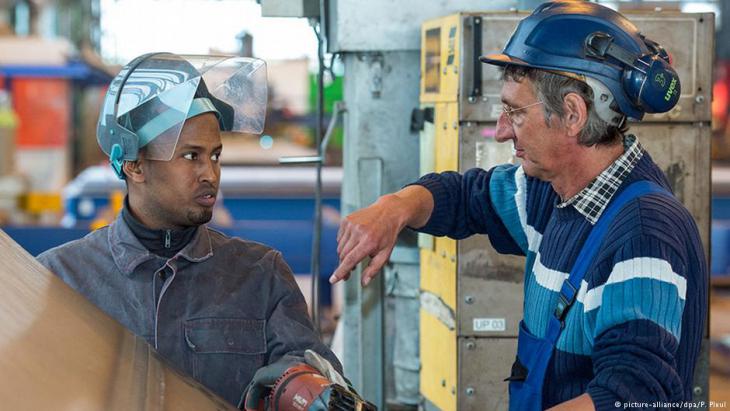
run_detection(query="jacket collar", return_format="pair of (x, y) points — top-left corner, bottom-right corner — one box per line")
(109, 213), (214, 276)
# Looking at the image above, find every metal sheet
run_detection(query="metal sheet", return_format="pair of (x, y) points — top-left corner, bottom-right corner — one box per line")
(0, 229), (234, 410)
(457, 337), (515, 411)
(341, 52), (421, 202)
(457, 237), (524, 337)
(458, 122), (525, 337)
(386, 258), (420, 405)
(459, 12), (714, 123)
(341, 51), (421, 408)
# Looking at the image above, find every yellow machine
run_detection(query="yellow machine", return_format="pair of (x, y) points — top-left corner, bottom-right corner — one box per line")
(417, 10), (713, 411)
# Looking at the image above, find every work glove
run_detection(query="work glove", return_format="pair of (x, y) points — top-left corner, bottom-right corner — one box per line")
(240, 351), (347, 410)
(303, 349), (348, 388)
(305, 349), (366, 402)
(240, 356), (300, 410)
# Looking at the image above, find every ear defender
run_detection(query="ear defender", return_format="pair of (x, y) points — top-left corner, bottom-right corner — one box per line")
(585, 32), (680, 114)
(623, 53), (680, 113)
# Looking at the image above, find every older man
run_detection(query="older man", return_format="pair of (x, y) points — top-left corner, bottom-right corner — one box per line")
(331, 2), (707, 410)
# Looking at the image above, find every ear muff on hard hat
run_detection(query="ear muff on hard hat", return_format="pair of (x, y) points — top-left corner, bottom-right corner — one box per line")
(584, 31), (680, 114)
(480, 1), (680, 122)
(97, 52), (268, 179)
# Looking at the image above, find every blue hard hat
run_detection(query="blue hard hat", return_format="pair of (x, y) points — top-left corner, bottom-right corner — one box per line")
(480, 1), (680, 121)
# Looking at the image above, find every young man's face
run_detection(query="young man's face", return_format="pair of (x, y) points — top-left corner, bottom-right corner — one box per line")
(495, 78), (571, 181)
(135, 112), (222, 229)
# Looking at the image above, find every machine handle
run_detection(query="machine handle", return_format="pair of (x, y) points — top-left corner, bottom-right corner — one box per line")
(279, 101), (347, 165)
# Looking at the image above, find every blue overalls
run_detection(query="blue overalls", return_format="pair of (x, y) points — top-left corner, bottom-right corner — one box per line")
(508, 181), (670, 410)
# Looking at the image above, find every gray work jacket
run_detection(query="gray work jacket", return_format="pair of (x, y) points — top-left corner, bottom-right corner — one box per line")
(37, 214), (341, 406)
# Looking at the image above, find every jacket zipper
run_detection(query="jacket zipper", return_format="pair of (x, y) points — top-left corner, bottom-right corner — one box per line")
(164, 230), (171, 249)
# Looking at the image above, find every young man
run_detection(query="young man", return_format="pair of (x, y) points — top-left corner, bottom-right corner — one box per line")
(331, 2), (707, 410)
(38, 53), (346, 408)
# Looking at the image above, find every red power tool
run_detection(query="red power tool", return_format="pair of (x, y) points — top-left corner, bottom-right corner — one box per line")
(246, 364), (377, 411)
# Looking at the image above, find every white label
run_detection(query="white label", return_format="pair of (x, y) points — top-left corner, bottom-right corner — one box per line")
(473, 318), (506, 332)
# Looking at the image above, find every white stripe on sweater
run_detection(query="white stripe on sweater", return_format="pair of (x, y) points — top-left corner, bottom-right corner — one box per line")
(534, 252), (569, 292)
(576, 280), (600, 311)
(514, 166), (542, 252)
(579, 257), (686, 312)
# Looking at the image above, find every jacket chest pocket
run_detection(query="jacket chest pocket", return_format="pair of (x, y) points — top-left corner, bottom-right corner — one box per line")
(184, 318), (267, 403)
(184, 318), (267, 354)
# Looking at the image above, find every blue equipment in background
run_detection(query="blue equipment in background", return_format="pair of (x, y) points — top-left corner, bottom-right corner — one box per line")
(3, 166), (343, 305)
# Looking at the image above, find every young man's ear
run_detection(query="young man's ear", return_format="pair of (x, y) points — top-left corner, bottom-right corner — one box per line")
(562, 92), (588, 138)
(122, 159), (145, 183)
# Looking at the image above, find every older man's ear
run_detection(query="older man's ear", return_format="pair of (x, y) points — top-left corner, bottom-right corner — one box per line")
(562, 92), (588, 138)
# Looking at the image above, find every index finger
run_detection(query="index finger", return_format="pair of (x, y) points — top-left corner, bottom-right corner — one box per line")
(328, 266), (349, 284)
(329, 242), (372, 284)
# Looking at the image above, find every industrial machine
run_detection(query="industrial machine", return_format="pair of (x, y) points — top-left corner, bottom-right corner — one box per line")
(417, 10), (713, 411)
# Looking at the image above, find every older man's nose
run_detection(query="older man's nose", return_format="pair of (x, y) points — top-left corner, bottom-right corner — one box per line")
(495, 113), (515, 143)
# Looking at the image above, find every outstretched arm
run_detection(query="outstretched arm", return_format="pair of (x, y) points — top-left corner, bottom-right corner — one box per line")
(331, 166), (523, 286)
(330, 185), (434, 286)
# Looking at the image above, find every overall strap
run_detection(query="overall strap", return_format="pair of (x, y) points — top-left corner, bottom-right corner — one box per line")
(551, 180), (672, 331)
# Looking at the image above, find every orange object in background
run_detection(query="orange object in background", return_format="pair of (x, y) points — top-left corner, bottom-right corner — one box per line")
(714, 62), (729, 130)
(11, 78), (69, 147)
(713, 61), (730, 161)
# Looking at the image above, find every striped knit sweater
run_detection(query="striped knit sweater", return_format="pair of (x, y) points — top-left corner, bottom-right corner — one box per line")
(415, 151), (707, 410)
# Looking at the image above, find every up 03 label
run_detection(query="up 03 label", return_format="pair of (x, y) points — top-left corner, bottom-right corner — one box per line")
(473, 318), (506, 332)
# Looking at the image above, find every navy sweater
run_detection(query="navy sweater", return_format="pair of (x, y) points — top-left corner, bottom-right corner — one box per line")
(415, 152), (707, 410)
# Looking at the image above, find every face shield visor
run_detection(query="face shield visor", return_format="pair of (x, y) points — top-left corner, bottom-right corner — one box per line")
(97, 53), (267, 177)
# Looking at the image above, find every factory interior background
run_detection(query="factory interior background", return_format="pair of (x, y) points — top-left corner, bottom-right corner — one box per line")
(1, 0), (730, 409)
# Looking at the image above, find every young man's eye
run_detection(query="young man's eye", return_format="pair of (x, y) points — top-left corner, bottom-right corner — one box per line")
(211, 152), (221, 162)
(183, 152), (198, 160)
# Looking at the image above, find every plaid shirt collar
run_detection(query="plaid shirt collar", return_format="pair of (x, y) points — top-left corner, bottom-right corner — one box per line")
(556, 134), (643, 225)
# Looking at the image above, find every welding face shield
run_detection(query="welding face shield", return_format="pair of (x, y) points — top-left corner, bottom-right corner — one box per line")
(97, 53), (267, 178)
